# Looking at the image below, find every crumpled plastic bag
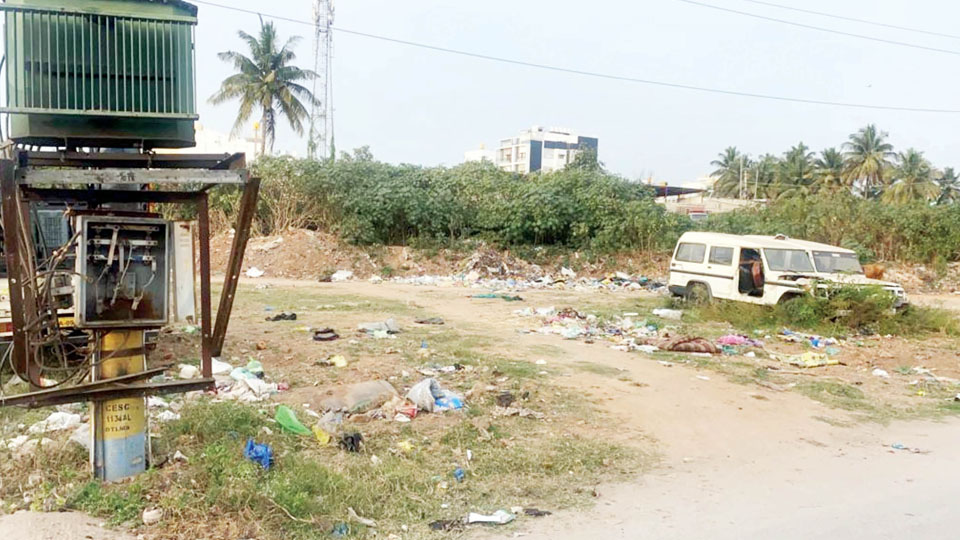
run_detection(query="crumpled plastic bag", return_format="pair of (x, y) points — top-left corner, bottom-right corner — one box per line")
(407, 378), (465, 412)
(244, 438), (273, 469)
(406, 378), (443, 412)
(318, 380), (399, 413)
(275, 405), (312, 436)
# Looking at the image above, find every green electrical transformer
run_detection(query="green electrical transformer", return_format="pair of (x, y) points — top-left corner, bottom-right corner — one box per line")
(0, 0), (198, 149)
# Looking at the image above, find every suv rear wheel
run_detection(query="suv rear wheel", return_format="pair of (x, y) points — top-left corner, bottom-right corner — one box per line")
(686, 282), (712, 305)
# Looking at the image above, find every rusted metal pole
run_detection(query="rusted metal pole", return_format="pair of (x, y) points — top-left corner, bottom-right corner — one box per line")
(211, 178), (259, 357)
(197, 192), (212, 379)
(0, 160), (36, 387)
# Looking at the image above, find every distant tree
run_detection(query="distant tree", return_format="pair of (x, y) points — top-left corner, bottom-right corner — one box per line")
(815, 147), (846, 192)
(883, 149), (938, 204)
(710, 147), (750, 198)
(750, 153), (780, 199)
(567, 146), (603, 171)
(210, 20), (319, 156)
(775, 142), (816, 199)
(936, 167), (960, 205)
(842, 124), (896, 197)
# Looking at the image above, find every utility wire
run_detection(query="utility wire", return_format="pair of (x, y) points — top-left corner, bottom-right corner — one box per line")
(673, 0), (960, 57)
(191, 0), (960, 114)
(740, 0), (960, 41)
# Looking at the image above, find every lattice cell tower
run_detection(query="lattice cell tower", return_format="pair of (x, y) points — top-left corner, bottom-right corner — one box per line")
(308, 0), (335, 159)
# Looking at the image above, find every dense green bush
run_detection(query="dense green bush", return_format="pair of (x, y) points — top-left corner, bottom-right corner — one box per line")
(700, 191), (960, 263)
(235, 151), (689, 251)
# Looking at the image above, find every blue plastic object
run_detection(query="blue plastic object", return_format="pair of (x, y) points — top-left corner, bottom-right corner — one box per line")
(453, 467), (465, 482)
(244, 438), (273, 470)
(435, 395), (464, 411)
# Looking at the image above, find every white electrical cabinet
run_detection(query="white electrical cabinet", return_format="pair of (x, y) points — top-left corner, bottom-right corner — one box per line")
(74, 216), (170, 328)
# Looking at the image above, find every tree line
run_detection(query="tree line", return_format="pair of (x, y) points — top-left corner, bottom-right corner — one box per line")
(710, 125), (959, 205)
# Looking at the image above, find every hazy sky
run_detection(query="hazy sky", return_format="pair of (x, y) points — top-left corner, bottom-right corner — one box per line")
(194, 0), (960, 183)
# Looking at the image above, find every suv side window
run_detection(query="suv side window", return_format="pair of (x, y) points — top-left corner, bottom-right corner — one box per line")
(676, 242), (706, 263)
(709, 246), (734, 265)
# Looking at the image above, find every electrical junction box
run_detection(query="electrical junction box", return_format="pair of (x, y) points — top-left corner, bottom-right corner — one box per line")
(75, 216), (170, 328)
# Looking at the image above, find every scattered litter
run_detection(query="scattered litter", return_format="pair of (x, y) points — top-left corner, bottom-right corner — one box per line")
(313, 327), (340, 341)
(331, 523), (350, 537)
(245, 267), (265, 278)
(348, 507), (377, 528)
(496, 391), (515, 408)
(172, 450), (189, 463)
(69, 423), (92, 452)
(266, 311), (297, 322)
(317, 355), (348, 367)
(467, 510), (515, 525)
(312, 425), (332, 445)
(535, 359), (548, 365)
(243, 439), (273, 469)
(415, 317), (445, 325)
(872, 368), (891, 379)
(28, 412), (81, 434)
(493, 407), (545, 419)
(655, 336), (719, 354)
(142, 508), (163, 526)
(331, 270), (354, 282)
(890, 443), (929, 454)
(275, 406), (313, 436)
(429, 519), (462, 531)
(523, 508), (552, 517)
(407, 378), (464, 413)
(782, 352), (839, 368)
(471, 293), (523, 302)
(696, 375), (710, 381)
(339, 432), (363, 453)
(211, 357), (233, 375)
(636, 345), (659, 354)
(652, 308), (683, 320)
(155, 411), (180, 422)
(178, 364), (199, 379)
(358, 319), (400, 334)
(319, 380), (399, 413)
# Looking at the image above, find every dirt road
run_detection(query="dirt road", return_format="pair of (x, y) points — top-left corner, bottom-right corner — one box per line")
(314, 282), (960, 540)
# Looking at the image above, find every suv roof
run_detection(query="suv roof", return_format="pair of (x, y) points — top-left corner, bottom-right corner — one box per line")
(677, 232), (856, 254)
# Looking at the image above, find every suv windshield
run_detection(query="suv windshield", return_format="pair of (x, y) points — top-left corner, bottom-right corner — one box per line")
(812, 251), (863, 274)
(763, 249), (815, 273)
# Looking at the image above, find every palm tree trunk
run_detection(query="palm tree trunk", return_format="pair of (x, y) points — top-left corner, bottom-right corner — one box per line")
(260, 109), (268, 157)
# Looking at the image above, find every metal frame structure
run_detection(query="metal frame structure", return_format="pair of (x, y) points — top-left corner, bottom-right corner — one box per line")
(0, 150), (260, 408)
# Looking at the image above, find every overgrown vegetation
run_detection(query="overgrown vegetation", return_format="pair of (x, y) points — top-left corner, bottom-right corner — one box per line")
(685, 286), (959, 336)
(208, 151), (689, 252)
(702, 190), (960, 263)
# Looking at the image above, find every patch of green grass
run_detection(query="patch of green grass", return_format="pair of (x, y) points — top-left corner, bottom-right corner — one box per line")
(70, 480), (147, 526)
(56, 397), (641, 539)
(794, 381), (875, 414)
(573, 361), (624, 378)
(684, 285), (960, 337)
(232, 284), (413, 316)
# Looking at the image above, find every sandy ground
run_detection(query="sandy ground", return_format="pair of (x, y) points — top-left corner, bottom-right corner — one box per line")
(284, 282), (960, 540)
(0, 511), (136, 540)
(3, 282), (958, 538)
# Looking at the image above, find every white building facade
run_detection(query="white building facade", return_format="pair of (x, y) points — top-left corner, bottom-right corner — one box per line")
(465, 126), (598, 174)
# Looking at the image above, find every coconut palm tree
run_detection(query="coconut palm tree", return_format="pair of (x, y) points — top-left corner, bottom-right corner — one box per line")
(775, 143), (816, 199)
(936, 167), (960, 205)
(842, 124), (896, 198)
(750, 153), (780, 199)
(710, 147), (749, 198)
(882, 149), (939, 204)
(815, 147), (846, 192)
(210, 20), (319, 156)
